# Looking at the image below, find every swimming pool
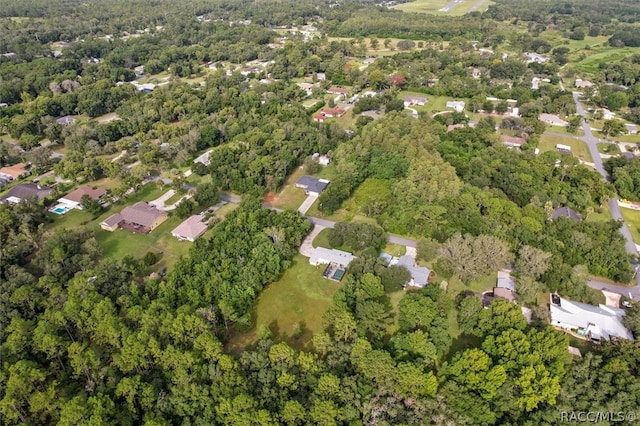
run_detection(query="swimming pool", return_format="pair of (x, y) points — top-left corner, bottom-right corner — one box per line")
(50, 204), (71, 215)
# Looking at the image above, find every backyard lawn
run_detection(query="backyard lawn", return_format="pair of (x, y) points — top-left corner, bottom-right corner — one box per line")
(620, 207), (640, 245)
(539, 134), (593, 162)
(227, 254), (342, 352)
(268, 166), (308, 210)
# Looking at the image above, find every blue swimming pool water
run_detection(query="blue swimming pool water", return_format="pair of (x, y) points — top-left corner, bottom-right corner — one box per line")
(54, 207), (67, 214)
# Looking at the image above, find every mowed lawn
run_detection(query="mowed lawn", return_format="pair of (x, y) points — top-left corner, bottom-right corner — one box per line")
(573, 47), (640, 74)
(268, 166), (308, 211)
(394, 0), (492, 15)
(539, 134), (593, 162)
(228, 255), (342, 351)
(620, 207), (640, 245)
(47, 182), (197, 270)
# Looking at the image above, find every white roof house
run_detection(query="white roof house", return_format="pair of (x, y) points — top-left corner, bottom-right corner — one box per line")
(575, 79), (594, 89)
(550, 295), (633, 341)
(539, 113), (569, 127)
(194, 150), (212, 166)
(309, 247), (355, 267)
(445, 100), (465, 112)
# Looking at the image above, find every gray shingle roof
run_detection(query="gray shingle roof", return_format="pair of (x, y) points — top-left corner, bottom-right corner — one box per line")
(551, 207), (582, 221)
(296, 175), (329, 194)
(397, 255), (431, 287)
(0, 183), (52, 203)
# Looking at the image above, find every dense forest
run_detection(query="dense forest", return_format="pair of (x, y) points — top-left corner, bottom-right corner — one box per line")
(2, 0), (640, 424)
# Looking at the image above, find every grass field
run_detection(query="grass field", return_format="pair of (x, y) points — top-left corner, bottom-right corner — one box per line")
(539, 134), (593, 162)
(394, 0), (493, 15)
(312, 228), (332, 248)
(597, 143), (620, 154)
(585, 204), (613, 223)
(620, 207), (640, 245)
(573, 47), (640, 74)
(268, 166), (308, 211)
(398, 91), (456, 115)
(227, 255), (342, 351)
(47, 182), (196, 270)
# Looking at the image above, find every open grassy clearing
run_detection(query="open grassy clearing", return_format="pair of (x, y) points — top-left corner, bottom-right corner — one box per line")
(312, 227), (332, 248)
(585, 203), (613, 223)
(227, 254), (342, 352)
(268, 166), (307, 210)
(594, 132), (640, 144)
(620, 207), (640, 246)
(539, 134), (593, 162)
(545, 125), (584, 137)
(573, 47), (640, 74)
(393, 0), (493, 15)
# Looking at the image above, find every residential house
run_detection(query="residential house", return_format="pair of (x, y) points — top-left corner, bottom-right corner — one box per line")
(313, 113), (325, 122)
(445, 100), (466, 112)
(326, 87), (349, 100)
(531, 76), (550, 90)
(361, 91), (378, 98)
(321, 108), (346, 118)
(55, 115), (76, 126)
(551, 206), (582, 221)
(240, 67), (260, 76)
(297, 82), (315, 96)
(361, 110), (384, 120)
(309, 247), (355, 267)
(0, 183), (53, 204)
(494, 269), (516, 301)
(471, 68), (481, 79)
(556, 144), (573, 155)
(626, 124), (638, 135)
(316, 72), (326, 81)
(134, 65), (145, 76)
(312, 153), (331, 165)
(57, 185), (107, 210)
(396, 255), (431, 288)
(403, 96), (427, 107)
(538, 113), (569, 127)
(550, 294), (633, 341)
(575, 79), (594, 89)
(502, 135), (526, 148)
(101, 202), (168, 233)
(0, 163), (29, 181)
(447, 123), (465, 132)
(601, 109), (615, 120)
(193, 150), (212, 167)
(171, 215), (208, 241)
(363, 57), (377, 65)
(523, 52), (549, 64)
(295, 175), (330, 196)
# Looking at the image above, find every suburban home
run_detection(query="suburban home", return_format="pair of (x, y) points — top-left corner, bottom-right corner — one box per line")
(447, 123), (465, 132)
(326, 87), (348, 98)
(0, 163), (29, 181)
(297, 82), (315, 96)
(171, 215), (208, 241)
(523, 52), (549, 64)
(471, 68), (481, 79)
(626, 124), (638, 135)
(0, 183), (53, 204)
(295, 175), (330, 196)
(361, 110), (384, 120)
(361, 91), (378, 98)
(575, 79), (594, 89)
(134, 65), (145, 76)
(57, 185), (107, 211)
(494, 269), (516, 301)
(551, 206), (582, 221)
(321, 108), (346, 118)
(550, 294), (633, 341)
(363, 57), (377, 65)
(193, 150), (212, 166)
(396, 255), (431, 288)
(538, 113), (568, 127)
(101, 202), (168, 233)
(313, 113), (325, 122)
(309, 247), (355, 267)
(556, 144), (573, 155)
(312, 153), (331, 165)
(531, 76), (550, 90)
(403, 96), (427, 107)
(316, 72), (326, 81)
(240, 67), (260, 76)
(55, 115), (76, 126)
(502, 135), (526, 148)
(601, 109), (615, 120)
(445, 100), (466, 112)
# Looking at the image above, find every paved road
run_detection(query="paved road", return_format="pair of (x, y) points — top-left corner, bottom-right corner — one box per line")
(439, 0), (463, 12)
(571, 92), (640, 297)
(221, 194), (419, 249)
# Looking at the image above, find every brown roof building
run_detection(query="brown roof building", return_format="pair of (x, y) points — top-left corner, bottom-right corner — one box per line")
(0, 163), (29, 180)
(101, 202), (168, 233)
(171, 215), (208, 241)
(58, 185), (107, 209)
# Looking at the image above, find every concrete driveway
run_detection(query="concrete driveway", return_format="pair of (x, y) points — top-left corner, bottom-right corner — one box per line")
(299, 224), (325, 257)
(298, 194), (318, 215)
